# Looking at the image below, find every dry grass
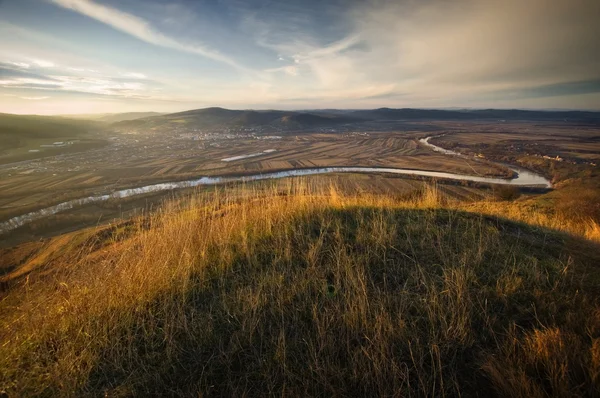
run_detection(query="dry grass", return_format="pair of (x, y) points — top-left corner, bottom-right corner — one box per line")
(461, 198), (600, 243)
(1, 180), (599, 396)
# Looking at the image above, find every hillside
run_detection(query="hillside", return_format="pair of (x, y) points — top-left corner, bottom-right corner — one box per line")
(0, 113), (105, 163)
(0, 113), (99, 149)
(111, 107), (600, 132)
(111, 107), (364, 131)
(1, 182), (599, 396)
(61, 112), (163, 123)
(94, 112), (163, 123)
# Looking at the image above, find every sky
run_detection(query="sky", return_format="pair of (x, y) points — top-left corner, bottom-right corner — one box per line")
(0, 0), (599, 114)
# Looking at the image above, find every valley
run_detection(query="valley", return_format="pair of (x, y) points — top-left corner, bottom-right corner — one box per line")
(1, 108), (599, 246)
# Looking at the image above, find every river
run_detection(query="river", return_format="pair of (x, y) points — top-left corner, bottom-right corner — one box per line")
(0, 137), (552, 234)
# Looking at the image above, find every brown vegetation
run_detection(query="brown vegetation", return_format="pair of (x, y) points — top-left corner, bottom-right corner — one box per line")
(1, 181), (599, 396)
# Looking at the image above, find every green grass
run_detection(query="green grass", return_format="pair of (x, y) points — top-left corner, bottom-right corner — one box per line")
(1, 182), (599, 396)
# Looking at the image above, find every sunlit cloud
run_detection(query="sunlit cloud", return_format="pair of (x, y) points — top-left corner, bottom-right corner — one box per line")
(32, 59), (55, 68)
(0, 77), (59, 86)
(21, 96), (49, 100)
(66, 68), (99, 73)
(1, 0), (598, 112)
(121, 72), (147, 79)
(0, 68), (159, 100)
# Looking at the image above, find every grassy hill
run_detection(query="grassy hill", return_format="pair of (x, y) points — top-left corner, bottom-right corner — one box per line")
(0, 113), (98, 148)
(1, 181), (599, 396)
(111, 107), (364, 131)
(111, 107), (600, 132)
(0, 113), (105, 163)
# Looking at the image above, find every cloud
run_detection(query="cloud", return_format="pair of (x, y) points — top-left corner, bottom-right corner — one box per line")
(48, 0), (249, 72)
(264, 65), (298, 76)
(247, 0), (600, 107)
(0, 63), (60, 81)
(121, 72), (147, 79)
(295, 35), (361, 62)
(0, 77), (60, 86)
(495, 79), (600, 100)
(21, 96), (50, 100)
(351, 0), (600, 94)
(32, 59), (55, 68)
(68, 67), (100, 73)
(5, 0), (600, 111)
(0, 64), (164, 100)
(10, 62), (30, 68)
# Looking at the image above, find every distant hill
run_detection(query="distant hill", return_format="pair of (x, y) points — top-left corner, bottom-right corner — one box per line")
(111, 107), (364, 131)
(64, 112), (164, 123)
(0, 113), (100, 152)
(349, 108), (600, 122)
(110, 107), (600, 132)
(95, 112), (163, 123)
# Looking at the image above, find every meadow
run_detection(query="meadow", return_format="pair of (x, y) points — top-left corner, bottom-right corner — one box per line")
(1, 179), (599, 396)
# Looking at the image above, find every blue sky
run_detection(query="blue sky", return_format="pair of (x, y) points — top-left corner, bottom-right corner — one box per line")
(0, 0), (599, 114)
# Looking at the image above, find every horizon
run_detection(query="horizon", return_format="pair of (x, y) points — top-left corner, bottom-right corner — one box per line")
(1, 0), (599, 114)
(6, 105), (600, 118)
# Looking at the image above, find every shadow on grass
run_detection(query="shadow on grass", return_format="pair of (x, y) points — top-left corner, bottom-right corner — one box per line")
(79, 207), (600, 396)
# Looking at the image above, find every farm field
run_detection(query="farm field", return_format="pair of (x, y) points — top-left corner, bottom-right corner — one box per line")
(1, 119), (598, 246)
(0, 130), (508, 221)
(429, 122), (600, 165)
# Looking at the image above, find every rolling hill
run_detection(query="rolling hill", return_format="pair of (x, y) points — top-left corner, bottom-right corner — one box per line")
(0, 113), (101, 153)
(62, 112), (164, 123)
(110, 107), (365, 131)
(0, 113), (109, 164)
(110, 107), (600, 132)
(1, 182), (599, 396)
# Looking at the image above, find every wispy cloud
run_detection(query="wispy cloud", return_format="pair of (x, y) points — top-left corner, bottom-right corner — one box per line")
(264, 66), (298, 77)
(3, 0), (599, 111)
(0, 65), (161, 100)
(48, 0), (249, 72)
(21, 96), (50, 100)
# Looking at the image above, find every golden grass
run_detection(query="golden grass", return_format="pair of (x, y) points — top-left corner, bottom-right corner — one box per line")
(460, 199), (600, 243)
(1, 180), (599, 396)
